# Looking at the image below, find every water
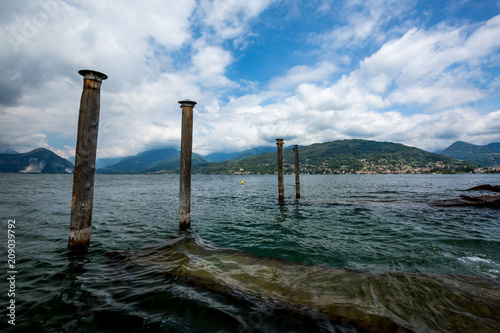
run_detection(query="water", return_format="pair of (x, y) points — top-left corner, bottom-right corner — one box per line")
(1, 174), (499, 332)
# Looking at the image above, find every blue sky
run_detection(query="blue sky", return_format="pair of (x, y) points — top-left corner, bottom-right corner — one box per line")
(0, 0), (499, 158)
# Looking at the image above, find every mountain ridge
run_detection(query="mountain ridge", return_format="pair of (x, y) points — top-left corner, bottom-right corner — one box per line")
(205, 146), (277, 162)
(0, 148), (74, 173)
(193, 139), (477, 175)
(97, 145), (279, 173)
(3, 139), (495, 175)
(440, 141), (500, 167)
(97, 147), (181, 173)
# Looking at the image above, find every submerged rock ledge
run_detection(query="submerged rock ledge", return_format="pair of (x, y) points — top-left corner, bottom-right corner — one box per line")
(109, 233), (500, 333)
(465, 184), (500, 192)
(431, 184), (500, 208)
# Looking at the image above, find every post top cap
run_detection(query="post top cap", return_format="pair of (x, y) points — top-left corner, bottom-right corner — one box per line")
(276, 138), (284, 142)
(178, 99), (197, 107)
(78, 70), (108, 82)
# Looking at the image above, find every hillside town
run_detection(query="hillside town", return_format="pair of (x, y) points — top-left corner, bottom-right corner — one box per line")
(231, 159), (499, 175)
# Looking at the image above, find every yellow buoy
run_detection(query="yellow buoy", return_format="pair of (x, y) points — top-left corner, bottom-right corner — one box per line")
(241, 181), (244, 185)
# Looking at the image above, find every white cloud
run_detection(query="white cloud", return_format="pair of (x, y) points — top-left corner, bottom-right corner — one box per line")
(191, 43), (236, 87)
(197, 0), (276, 40)
(291, 73), (388, 112)
(462, 14), (500, 60)
(341, 15), (500, 111)
(268, 62), (336, 90)
(200, 88), (500, 153)
(190, 14), (500, 153)
(0, 0), (202, 156)
(311, 0), (413, 55)
(0, 1), (499, 159)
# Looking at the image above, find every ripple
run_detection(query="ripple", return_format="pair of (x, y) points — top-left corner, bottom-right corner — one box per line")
(1, 173), (500, 332)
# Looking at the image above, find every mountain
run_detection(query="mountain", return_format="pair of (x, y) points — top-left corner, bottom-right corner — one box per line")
(96, 147), (210, 173)
(67, 156), (125, 169)
(144, 153), (209, 173)
(0, 149), (18, 154)
(97, 147), (180, 173)
(95, 157), (125, 169)
(204, 146), (276, 162)
(484, 142), (500, 152)
(227, 146), (276, 161)
(440, 141), (500, 167)
(97, 145), (276, 173)
(193, 139), (477, 175)
(204, 152), (239, 162)
(0, 148), (74, 173)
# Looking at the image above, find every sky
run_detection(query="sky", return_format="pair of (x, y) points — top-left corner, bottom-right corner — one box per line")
(0, 0), (499, 158)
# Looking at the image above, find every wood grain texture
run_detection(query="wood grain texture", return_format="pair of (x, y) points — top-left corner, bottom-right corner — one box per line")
(69, 77), (103, 248)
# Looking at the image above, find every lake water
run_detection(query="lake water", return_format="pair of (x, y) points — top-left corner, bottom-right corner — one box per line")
(1, 174), (499, 332)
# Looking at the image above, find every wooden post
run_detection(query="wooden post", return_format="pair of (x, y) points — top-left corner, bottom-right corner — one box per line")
(293, 145), (300, 199)
(276, 138), (284, 202)
(178, 99), (196, 230)
(69, 70), (107, 248)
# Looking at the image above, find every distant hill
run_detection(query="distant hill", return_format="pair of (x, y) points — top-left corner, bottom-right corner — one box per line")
(95, 157), (125, 169)
(67, 156), (125, 169)
(97, 145), (276, 173)
(0, 149), (19, 154)
(440, 141), (500, 167)
(204, 146), (276, 162)
(97, 147), (210, 173)
(0, 148), (74, 173)
(144, 153), (209, 173)
(193, 139), (477, 175)
(97, 147), (179, 173)
(227, 146), (276, 161)
(484, 142), (500, 152)
(204, 152), (239, 162)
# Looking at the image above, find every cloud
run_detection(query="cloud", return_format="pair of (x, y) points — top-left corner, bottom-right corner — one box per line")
(189, 14), (500, 154)
(197, 0), (276, 41)
(0, 1), (498, 157)
(201, 88), (500, 154)
(268, 62), (336, 90)
(0, 79), (22, 106)
(191, 43), (236, 87)
(0, 0), (197, 154)
(330, 15), (500, 112)
(310, 0), (413, 56)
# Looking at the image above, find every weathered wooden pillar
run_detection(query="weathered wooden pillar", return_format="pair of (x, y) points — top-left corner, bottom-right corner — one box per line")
(276, 138), (284, 202)
(178, 99), (196, 230)
(293, 145), (300, 199)
(69, 70), (108, 248)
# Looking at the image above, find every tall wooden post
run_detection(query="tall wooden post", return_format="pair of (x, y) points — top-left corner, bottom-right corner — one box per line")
(69, 70), (107, 248)
(276, 138), (284, 202)
(178, 99), (196, 230)
(293, 145), (300, 199)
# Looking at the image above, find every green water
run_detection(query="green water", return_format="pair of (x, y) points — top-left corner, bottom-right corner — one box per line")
(0, 174), (499, 332)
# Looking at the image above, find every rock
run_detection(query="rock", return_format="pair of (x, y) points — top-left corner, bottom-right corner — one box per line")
(431, 194), (500, 208)
(466, 184), (500, 192)
(431, 184), (500, 208)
